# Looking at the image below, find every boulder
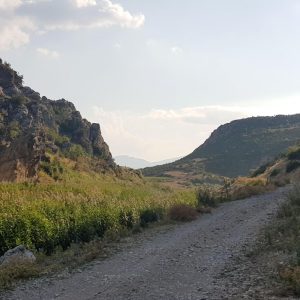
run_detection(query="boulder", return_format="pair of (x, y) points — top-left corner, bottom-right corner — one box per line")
(0, 245), (36, 266)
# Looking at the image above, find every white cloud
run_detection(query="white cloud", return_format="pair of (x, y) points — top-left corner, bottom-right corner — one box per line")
(99, 0), (145, 29)
(0, 18), (35, 50)
(171, 46), (183, 55)
(46, 0), (145, 30)
(147, 106), (246, 125)
(0, 0), (22, 10)
(36, 47), (60, 59)
(89, 97), (300, 161)
(74, 0), (96, 8)
(0, 0), (145, 50)
(89, 105), (246, 161)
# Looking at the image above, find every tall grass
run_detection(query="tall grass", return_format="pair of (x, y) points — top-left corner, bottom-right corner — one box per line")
(0, 168), (196, 256)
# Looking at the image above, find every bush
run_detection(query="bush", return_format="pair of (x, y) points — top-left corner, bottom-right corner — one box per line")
(64, 144), (86, 160)
(8, 121), (21, 139)
(10, 95), (28, 106)
(251, 163), (270, 177)
(46, 129), (70, 147)
(168, 204), (197, 222)
(40, 158), (64, 181)
(140, 209), (160, 227)
(286, 161), (300, 173)
(288, 147), (300, 160)
(270, 169), (280, 177)
(119, 210), (134, 229)
(196, 187), (219, 208)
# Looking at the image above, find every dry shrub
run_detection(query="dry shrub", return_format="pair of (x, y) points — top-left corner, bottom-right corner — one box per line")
(234, 177), (268, 186)
(168, 204), (198, 222)
(229, 176), (276, 200)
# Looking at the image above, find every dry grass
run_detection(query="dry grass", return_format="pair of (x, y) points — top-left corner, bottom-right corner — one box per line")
(168, 204), (198, 222)
(0, 260), (40, 290)
(228, 177), (276, 200)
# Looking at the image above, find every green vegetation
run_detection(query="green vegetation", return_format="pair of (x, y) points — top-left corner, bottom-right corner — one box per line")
(0, 163), (196, 256)
(40, 157), (64, 181)
(263, 186), (300, 296)
(11, 95), (29, 106)
(46, 128), (70, 147)
(64, 144), (86, 160)
(287, 147), (300, 160)
(8, 121), (21, 139)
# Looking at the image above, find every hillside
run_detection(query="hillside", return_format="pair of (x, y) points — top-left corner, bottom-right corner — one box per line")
(142, 115), (300, 178)
(0, 59), (115, 182)
(251, 144), (300, 185)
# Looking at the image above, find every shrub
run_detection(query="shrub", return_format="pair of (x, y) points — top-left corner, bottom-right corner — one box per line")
(46, 129), (70, 147)
(10, 95), (28, 106)
(119, 210), (135, 229)
(8, 121), (21, 139)
(270, 169), (280, 177)
(64, 144), (86, 160)
(196, 187), (219, 208)
(168, 204), (197, 222)
(287, 147), (300, 160)
(251, 163), (270, 177)
(40, 158), (64, 181)
(140, 209), (160, 227)
(286, 161), (300, 173)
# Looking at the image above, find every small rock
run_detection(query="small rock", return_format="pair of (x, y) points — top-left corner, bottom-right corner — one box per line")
(0, 245), (36, 266)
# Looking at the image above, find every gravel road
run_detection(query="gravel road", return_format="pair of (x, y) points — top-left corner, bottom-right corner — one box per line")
(3, 187), (293, 300)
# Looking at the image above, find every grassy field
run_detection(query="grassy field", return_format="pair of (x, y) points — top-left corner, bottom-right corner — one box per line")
(0, 163), (196, 257)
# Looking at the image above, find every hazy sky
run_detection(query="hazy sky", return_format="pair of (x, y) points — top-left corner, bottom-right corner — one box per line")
(1, 0), (300, 161)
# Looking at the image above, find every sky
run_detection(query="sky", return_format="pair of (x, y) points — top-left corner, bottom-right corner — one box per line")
(1, 0), (300, 161)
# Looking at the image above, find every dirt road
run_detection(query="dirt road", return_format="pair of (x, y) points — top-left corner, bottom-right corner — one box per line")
(3, 187), (292, 300)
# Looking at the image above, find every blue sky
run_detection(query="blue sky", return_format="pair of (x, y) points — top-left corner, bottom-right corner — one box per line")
(1, 0), (300, 160)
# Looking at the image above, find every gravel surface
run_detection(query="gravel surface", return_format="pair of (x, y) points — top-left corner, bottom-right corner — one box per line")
(3, 187), (294, 300)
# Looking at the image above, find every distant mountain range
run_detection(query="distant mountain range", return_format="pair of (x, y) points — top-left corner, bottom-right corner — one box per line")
(142, 114), (300, 178)
(114, 155), (181, 169)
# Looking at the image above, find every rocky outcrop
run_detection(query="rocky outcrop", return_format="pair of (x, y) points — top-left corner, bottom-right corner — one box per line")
(0, 131), (44, 182)
(0, 59), (115, 182)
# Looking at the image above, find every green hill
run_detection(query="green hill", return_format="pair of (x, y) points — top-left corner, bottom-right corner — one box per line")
(142, 115), (300, 178)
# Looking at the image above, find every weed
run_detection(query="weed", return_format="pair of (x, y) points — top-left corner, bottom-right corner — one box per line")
(168, 204), (198, 222)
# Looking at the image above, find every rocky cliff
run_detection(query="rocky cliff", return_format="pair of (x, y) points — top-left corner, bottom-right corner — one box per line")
(0, 59), (115, 182)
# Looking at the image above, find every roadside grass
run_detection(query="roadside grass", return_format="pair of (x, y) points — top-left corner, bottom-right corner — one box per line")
(0, 167), (197, 257)
(0, 161), (200, 289)
(262, 185), (300, 296)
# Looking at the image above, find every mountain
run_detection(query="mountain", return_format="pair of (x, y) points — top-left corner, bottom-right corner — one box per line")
(114, 155), (180, 169)
(0, 59), (116, 182)
(142, 115), (300, 178)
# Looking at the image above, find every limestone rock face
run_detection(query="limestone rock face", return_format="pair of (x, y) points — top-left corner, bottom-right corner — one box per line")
(0, 59), (115, 182)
